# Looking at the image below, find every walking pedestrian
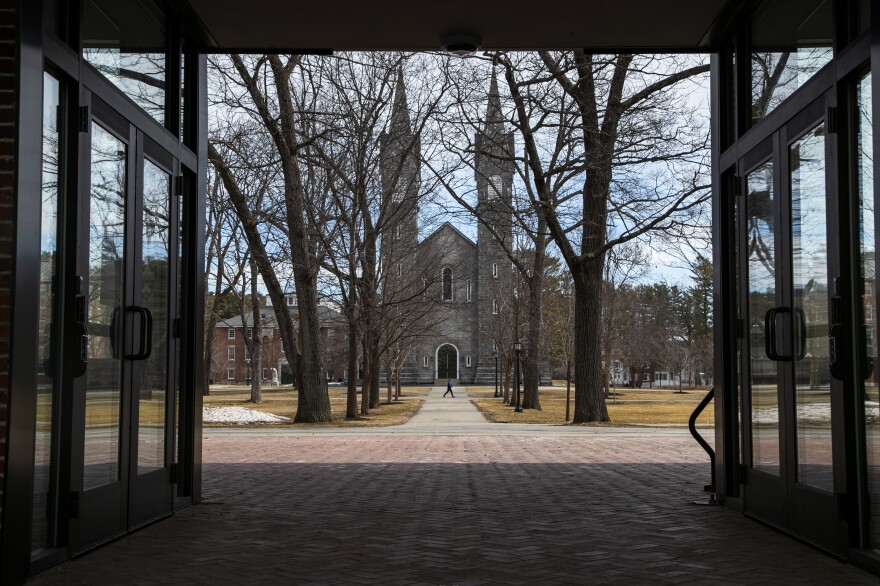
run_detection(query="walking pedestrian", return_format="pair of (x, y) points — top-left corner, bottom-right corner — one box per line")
(444, 378), (455, 398)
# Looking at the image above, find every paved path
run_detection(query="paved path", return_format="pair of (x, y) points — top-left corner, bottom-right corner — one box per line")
(33, 391), (877, 585)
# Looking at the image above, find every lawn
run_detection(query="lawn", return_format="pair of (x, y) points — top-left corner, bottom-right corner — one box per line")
(204, 385), (431, 427)
(469, 385), (715, 426)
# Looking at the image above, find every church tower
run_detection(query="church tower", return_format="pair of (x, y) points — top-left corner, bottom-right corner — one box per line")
(379, 71), (420, 295)
(473, 69), (514, 384)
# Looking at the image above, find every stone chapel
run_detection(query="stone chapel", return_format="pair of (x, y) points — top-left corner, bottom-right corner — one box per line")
(380, 70), (516, 384)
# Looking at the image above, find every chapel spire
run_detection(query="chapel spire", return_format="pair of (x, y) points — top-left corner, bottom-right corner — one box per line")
(389, 69), (412, 137)
(484, 68), (505, 135)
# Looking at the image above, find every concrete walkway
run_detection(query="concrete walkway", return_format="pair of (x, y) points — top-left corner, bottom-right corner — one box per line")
(401, 385), (489, 429)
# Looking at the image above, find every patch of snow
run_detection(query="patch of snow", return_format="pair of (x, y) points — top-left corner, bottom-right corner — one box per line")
(204, 406), (290, 424)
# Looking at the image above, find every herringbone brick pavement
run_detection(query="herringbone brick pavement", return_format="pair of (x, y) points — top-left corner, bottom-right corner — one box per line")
(34, 432), (876, 584)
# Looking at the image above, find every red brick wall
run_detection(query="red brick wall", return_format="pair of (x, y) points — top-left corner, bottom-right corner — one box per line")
(0, 0), (16, 543)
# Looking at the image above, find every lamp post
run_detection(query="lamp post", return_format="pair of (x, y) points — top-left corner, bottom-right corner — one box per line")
(493, 351), (499, 397)
(514, 340), (523, 412)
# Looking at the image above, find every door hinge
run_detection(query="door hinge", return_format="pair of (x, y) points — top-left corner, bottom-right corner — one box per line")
(170, 463), (179, 484)
(173, 317), (181, 339)
(79, 106), (89, 133)
(175, 176), (184, 195)
(69, 491), (80, 519)
(827, 106), (838, 134)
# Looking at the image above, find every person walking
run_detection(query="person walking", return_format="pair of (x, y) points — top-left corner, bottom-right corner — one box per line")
(444, 378), (455, 398)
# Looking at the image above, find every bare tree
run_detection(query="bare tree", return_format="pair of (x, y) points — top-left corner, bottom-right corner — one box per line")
(498, 52), (710, 422)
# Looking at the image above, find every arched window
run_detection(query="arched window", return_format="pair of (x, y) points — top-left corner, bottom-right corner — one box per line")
(442, 267), (453, 301)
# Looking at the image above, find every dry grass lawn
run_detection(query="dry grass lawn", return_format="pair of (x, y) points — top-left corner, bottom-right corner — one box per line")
(204, 385), (430, 427)
(469, 385), (715, 427)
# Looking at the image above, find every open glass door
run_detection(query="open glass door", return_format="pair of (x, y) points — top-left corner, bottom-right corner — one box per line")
(738, 92), (847, 553)
(69, 93), (178, 553)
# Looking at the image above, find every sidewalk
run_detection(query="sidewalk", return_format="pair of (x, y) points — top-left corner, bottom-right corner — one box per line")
(401, 385), (489, 429)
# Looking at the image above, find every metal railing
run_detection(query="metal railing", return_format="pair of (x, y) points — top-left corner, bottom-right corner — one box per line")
(688, 387), (716, 504)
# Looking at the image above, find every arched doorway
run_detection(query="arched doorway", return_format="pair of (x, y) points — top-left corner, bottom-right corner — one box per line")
(436, 344), (458, 380)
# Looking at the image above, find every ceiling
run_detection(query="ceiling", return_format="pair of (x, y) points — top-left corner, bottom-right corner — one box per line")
(181, 0), (738, 52)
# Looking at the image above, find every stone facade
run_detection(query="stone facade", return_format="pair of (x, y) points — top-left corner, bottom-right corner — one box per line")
(382, 71), (523, 384)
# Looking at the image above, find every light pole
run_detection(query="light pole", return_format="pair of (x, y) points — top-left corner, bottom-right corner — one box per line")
(493, 351), (499, 397)
(514, 340), (523, 412)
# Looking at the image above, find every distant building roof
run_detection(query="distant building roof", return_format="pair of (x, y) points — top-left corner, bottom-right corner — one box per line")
(217, 304), (345, 329)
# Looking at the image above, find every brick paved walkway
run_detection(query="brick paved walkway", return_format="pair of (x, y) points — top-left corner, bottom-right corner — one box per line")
(34, 391), (877, 584)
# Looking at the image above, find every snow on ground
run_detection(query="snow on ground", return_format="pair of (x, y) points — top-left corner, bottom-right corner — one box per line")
(204, 406), (291, 424)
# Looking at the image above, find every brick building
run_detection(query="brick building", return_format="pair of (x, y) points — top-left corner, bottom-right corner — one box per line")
(211, 300), (347, 385)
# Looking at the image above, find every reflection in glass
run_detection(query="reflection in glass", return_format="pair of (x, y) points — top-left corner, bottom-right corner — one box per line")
(82, 0), (166, 124)
(747, 161), (780, 474)
(32, 72), (61, 556)
(751, 0), (833, 123)
(83, 122), (126, 491)
(790, 124), (832, 492)
(138, 160), (170, 474)
(858, 74), (880, 551)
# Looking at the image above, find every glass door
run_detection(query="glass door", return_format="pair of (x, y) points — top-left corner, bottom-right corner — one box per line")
(69, 93), (178, 553)
(738, 92), (847, 553)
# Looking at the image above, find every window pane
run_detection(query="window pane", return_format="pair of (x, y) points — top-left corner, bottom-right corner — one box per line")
(32, 71), (62, 556)
(138, 159), (170, 474)
(790, 124), (832, 492)
(858, 73), (880, 551)
(747, 161), (780, 474)
(82, 0), (166, 124)
(751, 0), (832, 124)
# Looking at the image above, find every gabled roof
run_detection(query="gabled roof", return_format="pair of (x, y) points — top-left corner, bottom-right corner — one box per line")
(217, 305), (345, 329)
(419, 221), (477, 249)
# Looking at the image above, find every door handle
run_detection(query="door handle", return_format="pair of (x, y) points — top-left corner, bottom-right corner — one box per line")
(764, 307), (791, 361)
(794, 307), (807, 361)
(829, 324), (844, 380)
(125, 306), (153, 360)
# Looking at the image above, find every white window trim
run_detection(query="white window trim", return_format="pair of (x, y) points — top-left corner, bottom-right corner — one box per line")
(228, 346), (236, 360)
(396, 225), (401, 240)
(492, 263), (498, 278)
(488, 175), (502, 200)
(466, 279), (472, 301)
(493, 299), (498, 315)
(442, 268), (453, 301)
(247, 327), (253, 339)
(466, 355), (471, 367)
(228, 328), (235, 339)
(227, 368), (235, 380)
(423, 356), (429, 367)
(245, 347), (251, 361)
(286, 295), (295, 307)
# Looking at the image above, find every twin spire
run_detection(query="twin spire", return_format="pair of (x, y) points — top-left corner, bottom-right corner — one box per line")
(388, 67), (505, 136)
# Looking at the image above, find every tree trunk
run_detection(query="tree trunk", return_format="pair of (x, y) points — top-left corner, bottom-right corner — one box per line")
(250, 259), (262, 403)
(386, 365), (393, 405)
(370, 357), (381, 409)
(360, 337), (370, 416)
(565, 358), (572, 422)
(346, 313), (359, 419)
(572, 262), (609, 422)
(522, 274), (543, 410)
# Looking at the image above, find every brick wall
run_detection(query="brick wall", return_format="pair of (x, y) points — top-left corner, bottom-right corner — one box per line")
(0, 0), (16, 544)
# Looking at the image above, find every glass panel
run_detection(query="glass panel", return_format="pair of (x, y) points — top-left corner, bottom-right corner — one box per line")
(747, 161), (780, 474)
(82, 0), (166, 124)
(138, 159), (170, 474)
(858, 73), (880, 550)
(790, 124), (832, 492)
(83, 122), (126, 491)
(32, 72), (62, 556)
(751, 0), (833, 124)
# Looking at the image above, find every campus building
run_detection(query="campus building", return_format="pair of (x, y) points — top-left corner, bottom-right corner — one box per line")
(1, 0), (880, 582)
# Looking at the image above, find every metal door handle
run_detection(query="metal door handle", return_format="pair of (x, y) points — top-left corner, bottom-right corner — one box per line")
(125, 306), (153, 360)
(110, 305), (121, 359)
(764, 307), (791, 361)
